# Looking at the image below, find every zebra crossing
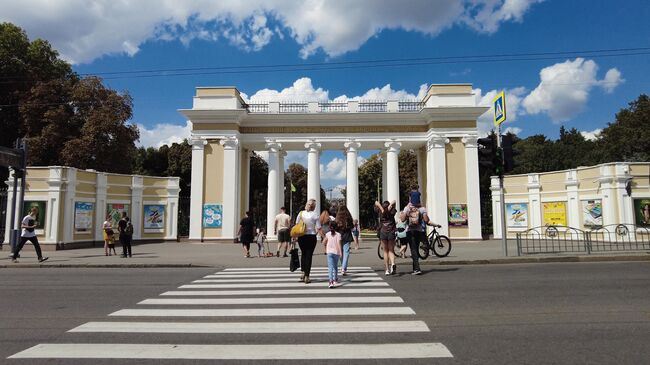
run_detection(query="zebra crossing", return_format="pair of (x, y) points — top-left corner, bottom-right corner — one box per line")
(9, 266), (453, 361)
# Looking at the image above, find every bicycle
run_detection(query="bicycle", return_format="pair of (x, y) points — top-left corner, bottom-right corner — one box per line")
(377, 238), (407, 260)
(417, 224), (452, 259)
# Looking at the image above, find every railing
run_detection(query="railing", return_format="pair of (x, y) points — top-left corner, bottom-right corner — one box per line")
(358, 101), (387, 112)
(515, 224), (650, 255)
(319, 102), (348, 112)
(247, 103), (269, 113)
(398, 101), (423, 112)
(279, 103), (308, 113)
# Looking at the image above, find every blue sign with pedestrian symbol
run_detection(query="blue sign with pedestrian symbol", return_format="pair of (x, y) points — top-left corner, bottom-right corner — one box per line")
(493, 91), (506, 126)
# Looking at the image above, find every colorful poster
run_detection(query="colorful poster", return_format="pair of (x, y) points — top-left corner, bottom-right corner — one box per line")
(22, 201), (47, 234)
(106, 203), (129, 227)
(74, 202), (94, 232)
(203, 204), (223, 228)
(633, 198), (650, 227)
(144, 204), (165, 231)
(582, 200), (603, 228)
(447, 204), (468, 226)
(542, 201), (567, 226)
(505, 203), (528, 228)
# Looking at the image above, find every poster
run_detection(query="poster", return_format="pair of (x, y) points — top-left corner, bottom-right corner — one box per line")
(203, 204), (223, 228)
(74, 202), (94, 232)
(582, 200), (603, 228)
(633, 198), (650, 227)
(447, 204), (468, 226)
(505, 203), (528, 228)
(144, 204), (165, 231)
(542, 201), (567, 226)
(22, 201), (47, 234)
(106, 203), (129, 227)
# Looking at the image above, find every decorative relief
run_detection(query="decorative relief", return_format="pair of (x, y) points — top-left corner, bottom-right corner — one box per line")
(220, 136), (239, 150)
(426, 135), (450, 150)
(239, 125), (429, 134)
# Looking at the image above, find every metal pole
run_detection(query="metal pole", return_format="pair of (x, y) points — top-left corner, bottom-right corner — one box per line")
(497, 126), (508, 256)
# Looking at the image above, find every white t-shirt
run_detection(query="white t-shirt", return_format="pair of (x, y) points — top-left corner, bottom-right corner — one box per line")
(21, 215), (36, 238)
(275, 213), (291, 230)
(296, 210), (321, 235)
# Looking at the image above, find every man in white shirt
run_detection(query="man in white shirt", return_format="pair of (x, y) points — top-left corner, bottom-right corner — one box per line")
(274, 207), (291, 257)
(12, 206), (48, 263)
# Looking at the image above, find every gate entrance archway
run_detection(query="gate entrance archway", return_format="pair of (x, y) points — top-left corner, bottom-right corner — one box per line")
(180, 84), (488, 242)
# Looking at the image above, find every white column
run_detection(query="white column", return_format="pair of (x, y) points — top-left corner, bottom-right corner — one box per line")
(565, 169), (580, 228)
(4, 169), (16, 243)
(599, 165), (617, 226)
(94, 173), (108, 242)
(305, 141), (322, 214)
(221, 136), (240, 239)
(266, 142), (281, 240)
(426, 136), (449, 236)
(614, 163), (633, 225)
(131, 176), (144, 240)
(279, 150), (286, 210)
(490, 176), (501, 238)
(381, 151), (387, 201)
(384, 141), (401, 211)
(345, 141), (361, 220)
(166, 178), (180, 240)
(462, 135), (482, 239)
(47, 167), (64, 244)
(528, 174), (542, 229)
(241, 148), (251, 215)
(62, 168), (76, 244)
(189, 138), (207, 240)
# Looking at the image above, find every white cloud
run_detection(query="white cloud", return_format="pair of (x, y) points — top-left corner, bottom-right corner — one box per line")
(320, 157), (346, 180)
(1, 0), (542, 63)
(522, 58), (624, 123)
(580, 128), (602, 141)
(137, 121), (191, 147)
(474, 86), (527, 136)
(504, 126), (522, 135)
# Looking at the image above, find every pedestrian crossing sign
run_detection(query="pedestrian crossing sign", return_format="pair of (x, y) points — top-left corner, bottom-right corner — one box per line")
(493, 91), (506, 126)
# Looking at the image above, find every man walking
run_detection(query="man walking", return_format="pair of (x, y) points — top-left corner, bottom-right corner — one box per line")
(12, 206), (48, 263)
(274, 206), (291, 257)
(403, 202), (437, 275)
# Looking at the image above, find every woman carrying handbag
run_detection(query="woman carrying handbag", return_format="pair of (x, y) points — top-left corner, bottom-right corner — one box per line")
(291, 199), (321, 284)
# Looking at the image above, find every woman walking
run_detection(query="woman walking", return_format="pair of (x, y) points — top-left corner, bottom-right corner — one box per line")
(295, 199), (322, 284)
(237, 211), (256, 257)
(335, 205), (354, 276)
(352, 219), (360, 250)
(102, 215), (116, 256)
(375, 200), (397, 275)
(323, 221), (342, 288)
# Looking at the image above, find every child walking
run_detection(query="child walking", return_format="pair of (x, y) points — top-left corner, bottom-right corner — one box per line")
(323, 222), (343, 288)
(255, 228), (267, 257)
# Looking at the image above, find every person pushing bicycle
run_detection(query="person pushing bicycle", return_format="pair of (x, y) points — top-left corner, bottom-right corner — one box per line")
(402, 202), (441, 275)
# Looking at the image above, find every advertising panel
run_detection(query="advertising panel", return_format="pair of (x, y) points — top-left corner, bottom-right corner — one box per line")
(542, 201), (567, 226)
(633, 198), (650, 227)
(74, 202), (94, 232)
(582, 200), (603, 228)
(203, 204), (223, 228)
(505, 203), (528, 228)
(106, 204), (130, 227)
(22, 201), (47, 234)
(448, 204), (468, 226)
(143, 204), (165, 231)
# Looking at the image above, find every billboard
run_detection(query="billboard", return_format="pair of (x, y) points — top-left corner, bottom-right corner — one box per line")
(582, 200), (603, 228)
(448, 204), (468, 226)
(542, 201), (567, 226)
(143, 204), (165, 232)
(505, 203), (528, 228)
(22, 201), (47, 235)
(203, 204), (223, 228)
(633, 198), (650, 227)
(74, 202), (94, 232)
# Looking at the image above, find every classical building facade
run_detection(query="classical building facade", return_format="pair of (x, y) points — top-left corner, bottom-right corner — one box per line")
(180, 84), (489, 242)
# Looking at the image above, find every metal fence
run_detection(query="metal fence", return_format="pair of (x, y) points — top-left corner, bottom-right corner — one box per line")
(358, 101), (387, 112)
(516, 224), (650, 255)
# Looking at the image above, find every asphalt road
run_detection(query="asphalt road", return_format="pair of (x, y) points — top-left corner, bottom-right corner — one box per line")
(0, 261), (648, 364)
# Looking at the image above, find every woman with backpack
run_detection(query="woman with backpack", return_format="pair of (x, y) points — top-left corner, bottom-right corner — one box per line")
(374, 200), (397, 275)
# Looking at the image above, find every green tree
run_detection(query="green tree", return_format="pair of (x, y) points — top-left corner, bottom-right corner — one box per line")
(358, 154), (382, 229)
(595, 94), (650, 162)
(166, 140), (192, 196)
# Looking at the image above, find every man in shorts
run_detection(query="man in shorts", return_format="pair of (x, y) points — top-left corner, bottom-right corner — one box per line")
(274, 207), (291, 257)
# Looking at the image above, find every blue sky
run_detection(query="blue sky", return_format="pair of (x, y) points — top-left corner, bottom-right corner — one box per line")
(3, 0), (649, 194)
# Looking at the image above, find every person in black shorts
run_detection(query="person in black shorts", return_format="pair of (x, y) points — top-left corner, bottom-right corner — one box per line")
(237, 211), (256, 257)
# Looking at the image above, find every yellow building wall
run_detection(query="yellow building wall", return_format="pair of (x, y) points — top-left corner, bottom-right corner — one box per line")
(445, 138), (468, 238)
(203, 141), (225, 238)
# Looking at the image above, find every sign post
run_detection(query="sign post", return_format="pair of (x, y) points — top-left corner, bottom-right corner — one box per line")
(493, 91), (508, 256)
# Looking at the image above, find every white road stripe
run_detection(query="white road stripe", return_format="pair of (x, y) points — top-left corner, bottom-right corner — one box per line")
(137, 296), (404, 305)
(222, 267), (372, 271)
(10, 343), (453, 359)
(179, 282), (388, 289)
(69, 320), (430, 333)
(206, 273), (378, 278)
(109, 307), (415, 317)
(194, 277), (383, 283)
(161, 288), (396, 296)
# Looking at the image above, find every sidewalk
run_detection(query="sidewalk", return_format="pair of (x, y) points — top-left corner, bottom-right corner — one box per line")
(1, 238), (648, 268)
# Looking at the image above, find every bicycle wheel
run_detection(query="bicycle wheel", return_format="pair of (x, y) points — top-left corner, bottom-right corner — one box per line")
(377, 241), (384, 260)
(417, 240), (429, 260)
(432, 235), (452, 258)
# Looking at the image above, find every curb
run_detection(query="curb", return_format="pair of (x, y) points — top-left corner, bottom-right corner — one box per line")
(416, 254), (650, 266)
(0, 263), (214, 269)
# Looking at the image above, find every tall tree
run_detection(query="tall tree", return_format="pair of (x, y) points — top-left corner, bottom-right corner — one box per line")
(595, 94), (650, 162)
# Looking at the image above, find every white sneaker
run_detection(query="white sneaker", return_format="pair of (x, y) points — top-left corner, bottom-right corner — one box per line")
(385, 269), (390, 275)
